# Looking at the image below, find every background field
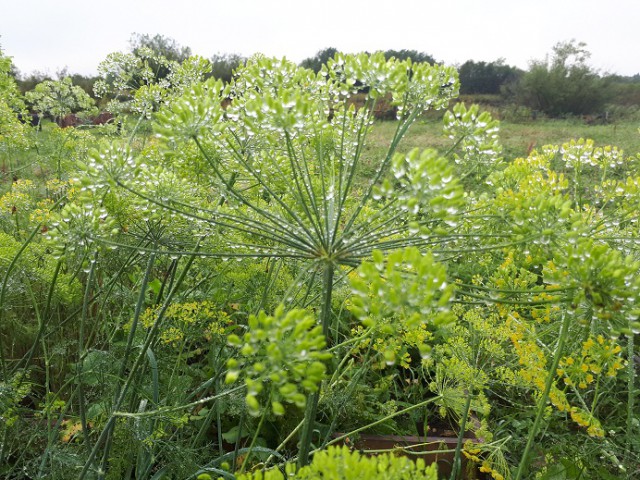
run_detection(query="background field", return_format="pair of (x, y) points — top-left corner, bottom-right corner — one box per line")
(360, 117), (640, 180)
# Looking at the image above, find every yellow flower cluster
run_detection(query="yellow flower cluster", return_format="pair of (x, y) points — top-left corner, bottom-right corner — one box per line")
(492, 249), (539, 290)
(159, 326), (184, 344)
(543, 259), (566, 278)
(506, 315), (608, 437)
(492, 251), (513, 290)
(479, 463), (504, 480)
(0, 179), (34, 215)
(569, 407), (604, 437)
(138, 300), (232, 346)
(530, 291), (562, 323)
(462, 445), (505, 480)
(29, 199), (55, 225)
(548, 385), (569, 412)
(45, 178), (71, 199)
(402, 323), (433, 350)
(462, 446), (482, 463)
(507, 314), (547, 391)
(556, 335), (625, 389)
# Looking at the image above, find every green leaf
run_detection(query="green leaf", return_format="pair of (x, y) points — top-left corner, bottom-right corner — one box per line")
(221, 425), (246, 443)
(147, 278), (162, 296)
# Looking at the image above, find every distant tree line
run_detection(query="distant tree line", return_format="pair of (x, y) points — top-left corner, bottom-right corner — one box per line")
(457, 59), (522, 95)
(299, 42), (639, 118)
(299, 47), (522, 95)
(10, 35), (640, 118)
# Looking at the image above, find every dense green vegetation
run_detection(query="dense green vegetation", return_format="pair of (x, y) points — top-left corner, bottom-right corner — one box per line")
(1, 42), (639, 480)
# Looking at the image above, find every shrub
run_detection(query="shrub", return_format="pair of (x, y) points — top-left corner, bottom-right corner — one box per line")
(513, 40), (610, 116)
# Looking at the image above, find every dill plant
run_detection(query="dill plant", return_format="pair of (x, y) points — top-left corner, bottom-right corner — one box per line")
(25, 77), (97, 126)
(448, 138), (640, 478)
(72, 52), (468, 474)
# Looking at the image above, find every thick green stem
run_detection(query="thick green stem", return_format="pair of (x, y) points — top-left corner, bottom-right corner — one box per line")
(298, 261), (335, 467)
(449, 392), (473, 480)
(515, 312), (571, 480)
(625, 331), (636, 463)
(320, 262), (335, 340)
(297, 391), (320, 468)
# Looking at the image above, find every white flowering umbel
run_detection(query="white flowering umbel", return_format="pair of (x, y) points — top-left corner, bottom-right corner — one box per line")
(444, 103), (503, 187)
(94, 51), (213, 116)
(146, 54), (462, 268)
(45, 197), (119, 258)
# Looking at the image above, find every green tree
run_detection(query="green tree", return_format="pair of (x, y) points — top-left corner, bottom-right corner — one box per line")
(209, 53), (246, 83)
(383, 49), (436, 64)
(606, 73), (640, 108)
(514, 40), (610, 116)
(15, 71), (53, 94)
(17, 69), (98, 100)
(300, 47), (340, 72)
(458, 59), (521, 95)
(301, 49), (436, 75)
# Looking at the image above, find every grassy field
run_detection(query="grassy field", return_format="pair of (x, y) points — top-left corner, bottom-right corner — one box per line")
(368, 116), (640, 160)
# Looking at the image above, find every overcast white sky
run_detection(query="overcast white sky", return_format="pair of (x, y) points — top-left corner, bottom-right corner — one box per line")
(1, 0), (638, 77)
